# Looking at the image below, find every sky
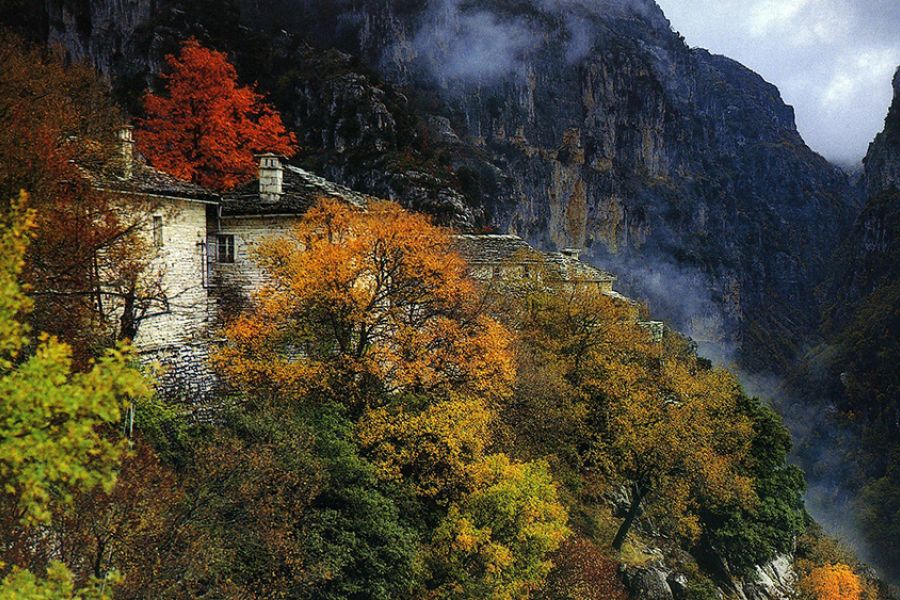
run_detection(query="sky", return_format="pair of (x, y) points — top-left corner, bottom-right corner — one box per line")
(653, 0), (900, 165)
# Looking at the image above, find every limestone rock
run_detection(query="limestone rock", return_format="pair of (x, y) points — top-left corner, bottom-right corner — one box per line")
(863, 66), (900, 197)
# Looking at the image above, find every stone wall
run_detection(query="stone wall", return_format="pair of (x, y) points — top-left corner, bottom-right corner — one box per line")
(133, 198), (213, 351)
(139, 341), (222, 410)
(122, 197), (223, 407)
(212, 215), (301, 306)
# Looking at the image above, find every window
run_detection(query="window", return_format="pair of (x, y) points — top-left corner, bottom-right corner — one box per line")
(217, 234), (235, 263)
(152, 215), (163, 247)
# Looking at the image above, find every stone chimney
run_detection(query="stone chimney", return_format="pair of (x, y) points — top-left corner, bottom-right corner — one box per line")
(257, 153), (284, 202)
(117, 125), (134, 179)
(561, 248), (581, 260)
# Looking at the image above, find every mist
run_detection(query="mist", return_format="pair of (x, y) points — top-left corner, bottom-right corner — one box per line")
(411, 0), (537, 81)
(589, 249), (880, 575)
(408, 0), (665, 82)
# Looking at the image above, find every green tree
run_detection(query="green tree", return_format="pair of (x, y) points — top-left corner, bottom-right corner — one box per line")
(163, 403), (423, 599)
(0, 193), (150, 597)
(0, 562), (111, 600)
(699, 396), (806, 574)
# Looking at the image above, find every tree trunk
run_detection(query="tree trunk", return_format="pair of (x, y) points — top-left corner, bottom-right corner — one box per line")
(119, 288), (137, 341)
(612, 484), (646, 551)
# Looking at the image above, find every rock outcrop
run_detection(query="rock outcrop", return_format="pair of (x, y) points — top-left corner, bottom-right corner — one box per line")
(864, 67), (900, 198)
(623, 551), (795, 600)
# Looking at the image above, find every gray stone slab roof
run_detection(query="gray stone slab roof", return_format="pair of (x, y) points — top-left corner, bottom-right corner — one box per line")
(454, 234), (546, 265)
(454, 234), (616, 283)
(91, 157), (220, 203)
(221, 164), (370, 216)
(544, 251), (617, 283)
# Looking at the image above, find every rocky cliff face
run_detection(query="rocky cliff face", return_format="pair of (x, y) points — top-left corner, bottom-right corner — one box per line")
(864, 67), (900, 198)
(36, 0), (859, 371)
(241, 0), (859, 371)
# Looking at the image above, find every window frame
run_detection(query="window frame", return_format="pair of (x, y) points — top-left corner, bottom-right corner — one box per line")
(216, 234), (235, 264)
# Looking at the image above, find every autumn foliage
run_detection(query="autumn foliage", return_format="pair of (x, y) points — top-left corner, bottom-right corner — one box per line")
(0, 193), (151, 597)
(215, 199), (515, 407)
(0, 34), (158, 359)
(505, 281), (756, 550)
(802, 564), (863, 600)
(137, 38), (296, 190)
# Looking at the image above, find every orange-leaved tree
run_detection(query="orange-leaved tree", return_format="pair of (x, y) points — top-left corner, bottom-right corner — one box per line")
(0, 33), (163, 361)
(137, 38), (296, 190)
(802, 564), (862, 600)
(215, 199), (515, 408)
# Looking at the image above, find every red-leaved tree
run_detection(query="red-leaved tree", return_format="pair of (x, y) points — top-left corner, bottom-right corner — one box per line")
(137, 39), (296, 190)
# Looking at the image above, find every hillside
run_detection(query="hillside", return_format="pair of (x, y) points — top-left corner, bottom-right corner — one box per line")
(3, 0), (898, 597)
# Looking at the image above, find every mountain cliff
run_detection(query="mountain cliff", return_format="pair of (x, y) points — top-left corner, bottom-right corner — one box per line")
(796, 65), (900, 582)
(33, 0), (860, 373)
(864, 68), (900, 198)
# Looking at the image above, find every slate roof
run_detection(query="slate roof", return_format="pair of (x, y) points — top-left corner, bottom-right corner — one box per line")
(221, 164), (370, 217)
(544, 251), (617, 284)
(454, 234), (616, 284)
(91, 156), (219, 203)
(454, 234), (545, 265)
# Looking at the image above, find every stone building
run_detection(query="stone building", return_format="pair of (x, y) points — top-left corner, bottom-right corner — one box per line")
(454, 233), (625, 300)
(212, 154), (370, 315)
(89, 127), (221, 401)
(92, 135), (374, 403)
(94, 128), (637, 404)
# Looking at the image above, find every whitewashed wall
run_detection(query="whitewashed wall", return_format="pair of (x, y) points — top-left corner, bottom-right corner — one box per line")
(213, 215), (302, 300)
(133, 198), (212, 350)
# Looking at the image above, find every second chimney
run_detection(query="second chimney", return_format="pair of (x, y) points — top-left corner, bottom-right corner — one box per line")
(258, 153), (283, 202)
(117, 125), (134, 179)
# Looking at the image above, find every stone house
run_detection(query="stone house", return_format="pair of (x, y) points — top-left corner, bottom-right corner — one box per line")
(88, 127), (220, 400)
(95, 128), (637, 403)
(212, 153), (370, 317)
(454, 233), (624, 299)
(93, 133), (372, 402)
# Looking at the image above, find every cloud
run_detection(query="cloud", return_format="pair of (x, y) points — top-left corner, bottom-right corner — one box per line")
(821, 48), (900, 109)
(411, 0), (667, 82)
(655, 0), (900, 164)
(412, 1), (537, 81)
(748, 0), (811, 36)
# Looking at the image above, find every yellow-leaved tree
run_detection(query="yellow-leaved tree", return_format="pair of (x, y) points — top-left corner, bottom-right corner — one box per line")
(802, 564), (863, 600)
(511, 281), (755, 550)
(215, 199), (515, 409)
(0, 193), (151, 597)
(428, 454), (570, 600)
